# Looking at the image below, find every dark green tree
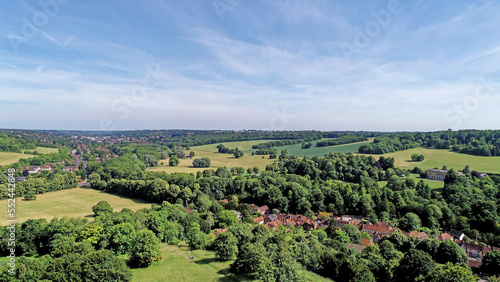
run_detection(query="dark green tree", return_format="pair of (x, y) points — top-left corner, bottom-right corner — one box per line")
(129, 229), (162, 267)
(92, 201), (113, 216)
(214, 232), (238, 261)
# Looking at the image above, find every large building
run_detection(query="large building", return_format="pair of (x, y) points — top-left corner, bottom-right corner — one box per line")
(427, 169), (464, 181)
(426, 169), (448, 181)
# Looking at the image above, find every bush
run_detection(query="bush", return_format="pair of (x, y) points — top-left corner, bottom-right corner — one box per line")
(169, 155), (180, 166)
(193, 158), (211, 168)
(92, 201), (113, 216)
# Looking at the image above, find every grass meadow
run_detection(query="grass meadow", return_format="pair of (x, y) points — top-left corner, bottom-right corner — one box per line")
(360, 147), (500, 174)
(378, 173), (445, 193)
(148, 138), (377, 174)
(148, 140), (279, 174)
(132, 242), (332, 282)
(274, 138), (374, 158)
(0, 147), (60, 166)
(0, 187), (152, 225)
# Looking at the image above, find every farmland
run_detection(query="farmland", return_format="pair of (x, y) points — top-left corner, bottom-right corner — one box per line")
(0, 147), (59, 166)
(132, 243), (332, 282)
(274, 138), (374, 158)
(148, 138), (377, 174)
(148, 140), (279, 174)
(360, 147), (500, 174)
(30, 146), (59, 154)
(0, 152), (32, 166)
(0, 187), (152, 225)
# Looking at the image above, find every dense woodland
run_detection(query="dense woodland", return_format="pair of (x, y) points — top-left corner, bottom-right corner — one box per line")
(1, 129), (500, 281)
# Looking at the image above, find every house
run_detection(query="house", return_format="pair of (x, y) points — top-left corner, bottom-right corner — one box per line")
(467, 259), (482, 269)
(40, 165), (52, 171)
(427, 169), (447, 181)
(437, 233), (453, 242)
(233, 210), (242, 221)
(461, 242), (483, 259)
(27, 166), (40, 174)
(265, 220), (282, 230)
(316, 212), (333, 220)
(361, 222), (394, 238)
(254, 216), (265, 224)
(257, 205), (270, 215)
(62, 166), (78, 173)
(15, 177), (26, 182)
(449, 230), (465, 241)
(335, 219), (350, 229)
(214, 228), (228, 235)
(302, 220), (319, 230)
(361, 238), (372, 246)
(404, 231), (429, 241)
(220, 199), (229, 204)
(182, 206), (192, 213)
(264, 214), (278, 222)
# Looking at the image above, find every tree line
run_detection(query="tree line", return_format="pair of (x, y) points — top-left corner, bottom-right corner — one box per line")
(316, 135), (368, 147)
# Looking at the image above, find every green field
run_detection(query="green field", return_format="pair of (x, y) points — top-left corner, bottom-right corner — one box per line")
(31, 146), (59, 154)
(194, 140), (277, 153)
(378, 174), (444, 191)
(149, 140), (279, 174)
(360, 147), (500, 174)
(0, 147), (60, 166)
(132, 242), (332, 282)
(0, 152), (32, 166)
(0, 187), (152, 225)
(274, 138), (374, 158)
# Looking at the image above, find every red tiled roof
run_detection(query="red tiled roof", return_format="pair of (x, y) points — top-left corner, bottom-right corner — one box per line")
(437, 233), (453, 241)
(254, 216), (264, 223)
(361, 222), (393, 234)
(182, 207), (192, 213)
(361, 238), (372, 246)
(214, 228), (228, 235)
(467, 259), (482, 268)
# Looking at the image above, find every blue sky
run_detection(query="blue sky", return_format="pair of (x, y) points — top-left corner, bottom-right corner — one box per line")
(1, 0), (499, 131)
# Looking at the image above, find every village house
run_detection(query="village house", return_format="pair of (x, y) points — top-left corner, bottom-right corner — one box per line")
(437, 232), (453, 241)
(461, 241), (483, 259)
(40, 165), (52, 171)
(214, 228), (228, 235)
(361, 222), (394, 242)
(233, 210), (242, 221)
(403, 231), (429, 241)
(449, 229), (465, 241)
(62, 166), (78, 173)
(253, 216), (265, 224)
(253, 205), (270, 215)
(15, 176), (26, 182)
